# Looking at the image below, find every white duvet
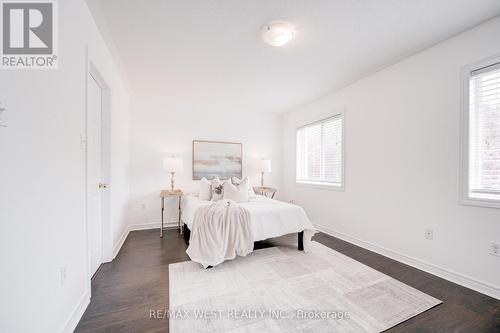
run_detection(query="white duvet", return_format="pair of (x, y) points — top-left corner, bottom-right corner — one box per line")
(182, 194), (316, 252)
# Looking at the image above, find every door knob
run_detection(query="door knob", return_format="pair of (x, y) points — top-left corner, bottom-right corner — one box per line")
(98, 183), (108, 189)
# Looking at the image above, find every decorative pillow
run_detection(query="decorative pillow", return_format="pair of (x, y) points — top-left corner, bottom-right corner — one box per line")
(231, 176), (255, 197)
(210, 177), (223, 201)
(199, 177), (211, 201)
(210, 177), (232, 201)
(223, 182), (249, 203)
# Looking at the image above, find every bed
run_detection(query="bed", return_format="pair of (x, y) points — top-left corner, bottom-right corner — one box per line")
(181, 194), (315, 251)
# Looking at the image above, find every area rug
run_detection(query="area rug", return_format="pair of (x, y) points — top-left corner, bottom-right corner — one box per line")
(169, 241), (441, 332)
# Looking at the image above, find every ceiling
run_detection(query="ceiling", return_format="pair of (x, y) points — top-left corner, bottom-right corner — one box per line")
(89, 0), (500, 113)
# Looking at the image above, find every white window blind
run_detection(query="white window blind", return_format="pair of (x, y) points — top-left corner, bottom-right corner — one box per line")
(296, 115), (343, 188)
(468, 62), (500, 200)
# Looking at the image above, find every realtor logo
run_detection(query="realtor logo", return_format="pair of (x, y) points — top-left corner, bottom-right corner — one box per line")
(1, 0), (58, 69)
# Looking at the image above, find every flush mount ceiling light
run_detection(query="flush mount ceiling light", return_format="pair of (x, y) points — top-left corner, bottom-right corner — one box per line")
(260, 21), (296, 47)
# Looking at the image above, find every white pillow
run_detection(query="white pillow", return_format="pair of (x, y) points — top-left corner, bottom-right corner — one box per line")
(223, 182), (249, 203)
(231, 177), (255, 197)
(199, 177), (211, 201)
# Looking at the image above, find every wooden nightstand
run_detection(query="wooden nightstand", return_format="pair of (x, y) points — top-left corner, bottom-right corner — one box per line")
(253, 186), (277, 199)
(160, 189), (183, 238)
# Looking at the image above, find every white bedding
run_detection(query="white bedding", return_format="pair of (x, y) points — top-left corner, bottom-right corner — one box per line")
(182, 194), (316, 245)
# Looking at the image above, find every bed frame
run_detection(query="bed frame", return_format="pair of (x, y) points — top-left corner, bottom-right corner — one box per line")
(183, 224), (304, 251)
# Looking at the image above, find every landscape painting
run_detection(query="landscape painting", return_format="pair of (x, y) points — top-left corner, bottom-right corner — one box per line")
(193, 140), (242, 180)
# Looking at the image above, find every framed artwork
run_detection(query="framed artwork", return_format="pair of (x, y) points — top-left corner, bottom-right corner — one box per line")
(192, 140), (242, 180)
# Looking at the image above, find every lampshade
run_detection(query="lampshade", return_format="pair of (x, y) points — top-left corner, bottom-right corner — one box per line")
(256, 159), (272, 173)
(163, 157), (183, 173)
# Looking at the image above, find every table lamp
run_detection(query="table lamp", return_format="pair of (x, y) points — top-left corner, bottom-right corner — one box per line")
(256, 159), (272, 187)
(163, 157), (183, 191)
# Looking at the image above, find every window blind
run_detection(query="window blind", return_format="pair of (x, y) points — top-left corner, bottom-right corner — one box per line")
(296, 115), (343, 186)
(469, 62), (500, 196)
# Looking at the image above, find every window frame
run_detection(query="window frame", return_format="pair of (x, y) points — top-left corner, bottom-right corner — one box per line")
(295, 110), (345, 191)
(460, 54), (500, 209)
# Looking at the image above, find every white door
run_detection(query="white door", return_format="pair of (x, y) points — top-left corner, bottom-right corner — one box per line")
(87, 73), (103, 278)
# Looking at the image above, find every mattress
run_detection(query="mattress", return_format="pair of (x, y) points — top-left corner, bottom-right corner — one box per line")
(181, 194), (315, 242)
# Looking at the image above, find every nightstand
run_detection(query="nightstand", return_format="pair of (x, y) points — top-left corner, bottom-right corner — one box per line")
(253, 186), (277, 199)
(160, 189), (183, 238)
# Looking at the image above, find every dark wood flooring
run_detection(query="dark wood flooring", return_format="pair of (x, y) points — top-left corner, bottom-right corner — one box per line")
(75, 229), (500, 332)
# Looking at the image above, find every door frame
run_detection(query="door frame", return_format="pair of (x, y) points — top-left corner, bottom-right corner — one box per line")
(85, 49), (112, 294)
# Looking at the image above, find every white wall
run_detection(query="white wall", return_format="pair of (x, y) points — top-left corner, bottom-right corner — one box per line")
(0, 4), (497, 333)
(128, 95), (283, 227)
(0, 0), (130, 332)
(283, 17), (500, 299)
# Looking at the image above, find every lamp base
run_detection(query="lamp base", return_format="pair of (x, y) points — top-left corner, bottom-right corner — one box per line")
(170, 172), (175, 192)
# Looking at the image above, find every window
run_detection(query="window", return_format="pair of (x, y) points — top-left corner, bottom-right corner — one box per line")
(461, 57), (500, 208)
(296, 113), (344, 189)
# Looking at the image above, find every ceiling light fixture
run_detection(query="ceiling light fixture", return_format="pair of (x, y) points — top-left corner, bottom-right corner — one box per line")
(260, 21), (296, 47)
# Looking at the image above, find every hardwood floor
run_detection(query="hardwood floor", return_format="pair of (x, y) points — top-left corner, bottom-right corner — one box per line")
(75, 229), (500, 333)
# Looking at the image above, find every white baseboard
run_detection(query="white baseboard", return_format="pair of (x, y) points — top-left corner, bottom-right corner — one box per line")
(62, 288), (90, 333)
(129, 220), (178, 231)
(315, 223), (500, 300)
(112, 220), (178, 259)
(112, 227), (130, 259)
